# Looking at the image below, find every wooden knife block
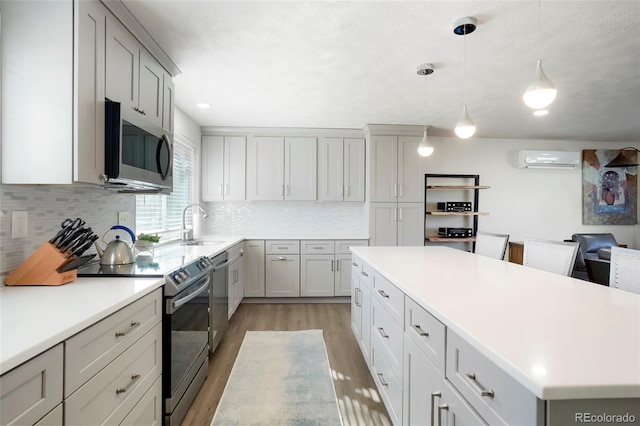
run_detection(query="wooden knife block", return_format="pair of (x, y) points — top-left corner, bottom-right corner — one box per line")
(4, 242), (77, 286)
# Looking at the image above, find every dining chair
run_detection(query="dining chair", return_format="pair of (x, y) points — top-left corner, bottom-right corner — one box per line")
(474, 231), (510, 260)
(609, 246), (640, 294)
(523, 239), (579, 276)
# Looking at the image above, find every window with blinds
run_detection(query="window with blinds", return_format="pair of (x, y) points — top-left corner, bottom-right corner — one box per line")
(136, 140), (196, 241)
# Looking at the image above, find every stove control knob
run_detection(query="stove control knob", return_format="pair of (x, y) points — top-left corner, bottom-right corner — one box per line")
(173, 271), (184, 283)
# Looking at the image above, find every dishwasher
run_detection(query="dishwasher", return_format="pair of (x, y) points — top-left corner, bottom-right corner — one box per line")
(209, 251), (230, 353)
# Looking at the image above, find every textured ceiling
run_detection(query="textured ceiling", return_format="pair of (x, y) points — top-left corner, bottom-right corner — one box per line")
(123, 1), (640, 142)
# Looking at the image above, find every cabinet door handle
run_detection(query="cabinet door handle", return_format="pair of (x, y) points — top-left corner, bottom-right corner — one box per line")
(345, 185), (350, 196)
(361, 271), (368, 277)
(413, 324), (429, 337)
(225, 184), (229, 195)
(277, 256), (287, 261)
(116, 373), (141, 394)
(393, 183), (398, 197)
(339, 185), (344, 196)
(286, 185), (290, 196)
(377, 327), (389, 338)
(336, 260), (339, 271)
(331, 260), (334, 271)
(115, 321), (140, 337)
(465, 372), (495, 398)
(398, 207), (404, 221)
(430, 391), (442, 426)
(377, 372), (388, 387)
(398, 183), (403, 198)
(393, 207), (398, 222)
(219, 184), (224, 196)
(437, 404), (449, 425)
(377, 289), (389, 298)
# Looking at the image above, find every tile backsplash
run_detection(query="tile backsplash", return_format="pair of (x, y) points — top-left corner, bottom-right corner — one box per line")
(203, 201), (368, 236)
(0, 184), (135, 277)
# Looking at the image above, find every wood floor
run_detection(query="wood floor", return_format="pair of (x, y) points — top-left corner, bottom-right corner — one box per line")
(181, 303), (392, 426)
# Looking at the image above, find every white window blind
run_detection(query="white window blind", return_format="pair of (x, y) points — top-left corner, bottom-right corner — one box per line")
(136, 139), (196, 240)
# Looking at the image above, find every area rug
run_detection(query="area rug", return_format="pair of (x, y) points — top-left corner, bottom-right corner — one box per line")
(211, 330), (343, 425)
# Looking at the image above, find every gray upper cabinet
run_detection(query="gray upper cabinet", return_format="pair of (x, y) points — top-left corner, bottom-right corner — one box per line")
(1, 0), (106, 185)
(318, 138), (365, 202)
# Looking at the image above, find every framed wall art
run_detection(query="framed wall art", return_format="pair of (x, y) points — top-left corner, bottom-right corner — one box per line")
(582, 149), (637, 225)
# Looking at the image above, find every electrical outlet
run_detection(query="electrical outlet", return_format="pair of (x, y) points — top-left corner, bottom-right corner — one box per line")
(11, 211), (28, 238)
(118, 211), (132, 228)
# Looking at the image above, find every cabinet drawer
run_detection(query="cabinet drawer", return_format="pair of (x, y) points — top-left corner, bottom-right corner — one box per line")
(265, 240), (300, 254)
(300, 240), (335, 254)
(65, 288), (162, 396)
(120, 375), (162, 426)
(371, 336), (403, 426)
(371, 297), (404, 381)
(405, 296), (446, 374)
(446, 329), (542, 426)
(372, 271), (404, 325)
(227, 242), (243, 259)
(0, 344), (63, 426)
(65, 323), (163, 426)
(336, 239), (368, 254)
(34, 403), (63, 426)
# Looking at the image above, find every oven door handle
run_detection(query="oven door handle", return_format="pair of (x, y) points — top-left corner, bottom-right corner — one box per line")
(212, 253), (242, 271)
(167, 275), (210, 314)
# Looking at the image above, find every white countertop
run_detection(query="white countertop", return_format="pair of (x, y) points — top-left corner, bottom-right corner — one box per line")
(0, 236), (245, 375)
(351, 246), (640, 400)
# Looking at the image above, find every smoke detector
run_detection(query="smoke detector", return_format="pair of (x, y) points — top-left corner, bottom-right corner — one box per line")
(453, 17), (477, 35)
(417, 63), (435, 76)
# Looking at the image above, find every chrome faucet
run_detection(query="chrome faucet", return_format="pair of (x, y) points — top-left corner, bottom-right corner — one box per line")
(182, 204), (209, 242)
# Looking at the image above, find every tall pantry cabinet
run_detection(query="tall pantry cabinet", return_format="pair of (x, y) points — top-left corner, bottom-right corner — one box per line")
(366, 126), (425, 246)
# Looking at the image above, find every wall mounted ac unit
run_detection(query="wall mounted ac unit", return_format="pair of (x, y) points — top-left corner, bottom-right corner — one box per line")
(517, 150), (581, 169)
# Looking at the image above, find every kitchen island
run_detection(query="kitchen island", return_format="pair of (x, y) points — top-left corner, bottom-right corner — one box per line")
(351, 246), (640, 425)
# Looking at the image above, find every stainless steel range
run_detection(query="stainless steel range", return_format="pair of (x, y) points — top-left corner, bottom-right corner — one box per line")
(77, 246), (228, 426)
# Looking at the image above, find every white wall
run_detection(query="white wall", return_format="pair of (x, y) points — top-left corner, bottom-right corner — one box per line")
(421, 137), (640, 248)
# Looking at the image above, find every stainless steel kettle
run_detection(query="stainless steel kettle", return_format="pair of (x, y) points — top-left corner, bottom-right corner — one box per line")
(95, 225), (136, 265)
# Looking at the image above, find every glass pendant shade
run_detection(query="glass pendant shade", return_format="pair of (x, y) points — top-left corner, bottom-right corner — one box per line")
(523, 60), (557, 109)
(417, 128), (434, 157)
(455, 104), (476, 139)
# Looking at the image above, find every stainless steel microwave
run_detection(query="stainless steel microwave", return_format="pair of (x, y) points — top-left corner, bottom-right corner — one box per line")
(103, 99), (173, 192)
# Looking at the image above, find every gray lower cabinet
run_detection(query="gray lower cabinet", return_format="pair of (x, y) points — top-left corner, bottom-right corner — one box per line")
(0, 344), (63, 426)
(266, 254), (300, 297)
(243, 240), (266, 297)
(0, 288), (162, 426)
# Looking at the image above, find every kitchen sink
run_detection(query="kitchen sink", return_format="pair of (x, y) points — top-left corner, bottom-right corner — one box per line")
(181, 240), (226, 246)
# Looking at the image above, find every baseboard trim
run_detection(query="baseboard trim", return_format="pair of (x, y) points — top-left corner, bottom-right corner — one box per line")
(242, 297), (350, 304)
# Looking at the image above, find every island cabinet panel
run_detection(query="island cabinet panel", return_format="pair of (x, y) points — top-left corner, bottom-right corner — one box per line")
(446, 329), (543, 426)
(404, 296), (446, 375)
(0, 345), (63, 426)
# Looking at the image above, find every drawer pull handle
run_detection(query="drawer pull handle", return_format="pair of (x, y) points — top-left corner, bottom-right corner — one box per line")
(313, 246), (324, 249)
(115, 373), (141, 394)
(115, 321), (140, 337)
(277, 256), (287, 261)
(361, 271), (368, 277)
(430, 392), (441, 426)
(377, 327), (389, 338)
(413, 324), (429, 337)
(352, 262), (359, 267)
(437, 404), (449, 424)
(277, 246), (288, 250)
(465, 372), (495, 398)
(377, 372), (388, 387)
(377, 289), (389, 298)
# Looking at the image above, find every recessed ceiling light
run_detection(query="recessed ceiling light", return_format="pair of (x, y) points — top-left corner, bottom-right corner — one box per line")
(197, 103), (211, 109)
(533, 109), (549, 116)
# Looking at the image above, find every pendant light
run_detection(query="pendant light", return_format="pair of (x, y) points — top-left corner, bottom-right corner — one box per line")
(523, 1), (557, 109)
(454, 17), (476, 139)
(417, 63), (435, 157)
